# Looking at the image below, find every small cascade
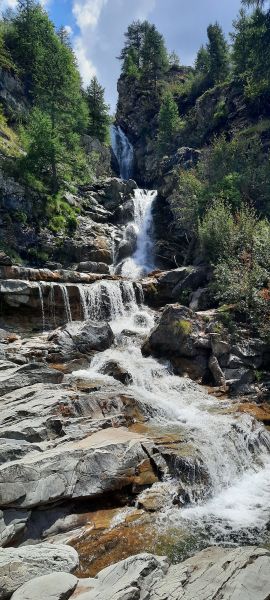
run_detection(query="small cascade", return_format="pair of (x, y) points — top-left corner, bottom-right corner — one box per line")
(59, 284), (72, 323)
(110, 125), (134, 180)
(48, 283), (57, 329)
(38, 283), (45, 331)
(119, 189), (157, 278)
(78, 280), (142, 322)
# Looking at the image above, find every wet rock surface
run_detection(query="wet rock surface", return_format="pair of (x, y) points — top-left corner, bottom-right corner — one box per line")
(48, 321), (115, 362)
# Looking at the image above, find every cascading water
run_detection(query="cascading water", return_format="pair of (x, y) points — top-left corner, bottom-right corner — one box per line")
(120, 189), (157, 279)
(110, 124), (157, 277)
(38, 283), (45, 331)
(110, 124), (134, 180)
(74, 300), (270, 550)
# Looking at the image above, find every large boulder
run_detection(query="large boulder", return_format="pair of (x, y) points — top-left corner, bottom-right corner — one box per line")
(0, 543), (78, 599)
(142, 304), (203, 359)
(11, 572), (78, 600)
(0, 428), (159, 509)
(70, 547), (270, 600)
(48, 320), (114, 362)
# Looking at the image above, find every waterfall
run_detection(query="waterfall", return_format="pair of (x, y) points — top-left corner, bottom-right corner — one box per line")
(110, 125), (134, 180)
(38, 283), (45, 331)
(119, 189), (157, 278)
(78, 280), (141, 322)
(59, 284), (72, 323)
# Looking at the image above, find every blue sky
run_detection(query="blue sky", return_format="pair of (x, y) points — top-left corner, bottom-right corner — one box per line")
(2, 0), (242, 110)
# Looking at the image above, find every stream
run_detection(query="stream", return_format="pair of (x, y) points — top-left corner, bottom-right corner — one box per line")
(71, 126), (270, 561)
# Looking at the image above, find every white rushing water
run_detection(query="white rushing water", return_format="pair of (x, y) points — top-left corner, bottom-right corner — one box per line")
(74, 282), (270, 549)
(110, 124), (134, 180)
(110, 124), (157, 278)
(120, 188), (157, 278)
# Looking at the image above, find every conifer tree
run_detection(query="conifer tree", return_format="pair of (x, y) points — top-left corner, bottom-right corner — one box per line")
(195, 45), (210, 74)
(141, 24), (169, 86)
(85, 76), (110, 144)
(207, 23), (230, 84)
(119, 20), (151, 71)
(158, 91), (181, 154)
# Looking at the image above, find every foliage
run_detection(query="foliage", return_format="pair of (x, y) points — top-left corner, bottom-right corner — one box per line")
(169, 51), (180, 67)
(2, 1), (91, 194)
(120, 20), (169, 85)
(169, 170), (203, 241)
(46, 193), (79, 234)
(19, 107), (90, 193)
(0, 109), (20, 158)
(207, 23), (230, 85)
(0, 25), (15, 71)
(232, 8), (270, 107)
(85, 76), (110, 144)
(199, 201), (270, 334)
(195, 46), (210, 75)
(197, 134), (270, 217)
(157, 91), (182, 154)
(198, 199), (236, 262)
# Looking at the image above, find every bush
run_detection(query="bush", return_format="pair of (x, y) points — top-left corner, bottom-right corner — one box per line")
(170, 171), (203, 241)
(198, 199), (235, 262)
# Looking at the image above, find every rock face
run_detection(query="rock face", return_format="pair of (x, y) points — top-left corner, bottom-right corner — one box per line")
(70, 547), (270, 600)
(0, 363), (63, 397)
(11, 572), (78, 600)
(0, 543), (78, 599)
(0, 428), (159, 509)
(0, 67), (28, 121)
(143, 303), (269, 394)
(116, 68), (192, 186)
(48, 321), (115, 362)
(142, 267), (210, 307)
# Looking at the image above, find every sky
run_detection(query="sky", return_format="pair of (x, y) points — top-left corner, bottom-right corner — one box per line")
(1, 0), (242, 110)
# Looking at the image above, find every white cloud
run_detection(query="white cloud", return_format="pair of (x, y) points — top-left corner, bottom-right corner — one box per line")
(72, 0), (108, 29)
(64, 24), (73, 36)
(72, 0), (156, 102)
(74, 35), (97, 83)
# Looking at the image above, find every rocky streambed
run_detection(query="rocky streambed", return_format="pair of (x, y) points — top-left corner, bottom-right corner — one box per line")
(0, 268), (270, 598)
(0, 172), (269, 598)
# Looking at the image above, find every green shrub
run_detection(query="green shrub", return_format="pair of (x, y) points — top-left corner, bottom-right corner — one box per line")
(198, 199), (235, 263)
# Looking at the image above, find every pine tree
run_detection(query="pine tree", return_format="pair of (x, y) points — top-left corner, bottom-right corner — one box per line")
(7, 1), (89, 192)
(120, 20), (169, 84)
(85, 76), (110, 144)
(119, 20), (151, 71)
(158, 91), (181, 154)
(123, 48), (140, 78)
(207, 23), (230, 84)
(232, 7), (270, 103)
(195, 45), (210, 74)
(141, 24), (169, 86)
(8, 1), (55, 97)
